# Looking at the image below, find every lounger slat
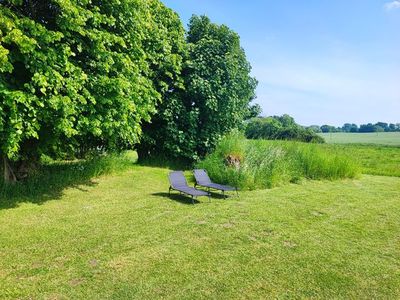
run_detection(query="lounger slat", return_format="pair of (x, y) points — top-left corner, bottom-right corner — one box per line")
(174, 186), (209, 196)
(202, 183), (236, 191)
(168, 171), (210, 202)
(193, 169), (238, 197)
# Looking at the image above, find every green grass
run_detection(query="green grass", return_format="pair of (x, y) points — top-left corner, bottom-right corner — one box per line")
(1, 161), (400, 298)
(197, 134), (359, 190)
(329, 144), (400, 177)
(0, 152), (138, 203)
(320, 132), (400, 146)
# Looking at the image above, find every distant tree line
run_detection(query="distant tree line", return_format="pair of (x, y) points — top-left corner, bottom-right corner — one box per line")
(245, 115), (325, 143)
(308, 122), (400, 133)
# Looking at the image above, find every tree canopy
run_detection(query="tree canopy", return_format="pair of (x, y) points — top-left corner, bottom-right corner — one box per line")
(0, 3), (258, 182)
(138, 15), (258, 161)
(0, 0), (185, 181)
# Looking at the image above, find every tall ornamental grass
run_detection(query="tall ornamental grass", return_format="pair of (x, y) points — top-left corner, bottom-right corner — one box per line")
(196, 132), (360, 190)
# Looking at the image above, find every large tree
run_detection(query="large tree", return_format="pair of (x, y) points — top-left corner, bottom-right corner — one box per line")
(0, 0), (185, 182)
(138, 15), (258, 161)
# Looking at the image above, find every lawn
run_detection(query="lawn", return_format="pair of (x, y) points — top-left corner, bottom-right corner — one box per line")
(320, 132), (400, 146)
(1, 158), (400, 298)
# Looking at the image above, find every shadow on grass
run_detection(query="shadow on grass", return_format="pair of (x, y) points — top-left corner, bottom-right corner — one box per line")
(0, 155), (135, 210)
(206, 191), (233, 199)
(152, 192), (203, 205)
(152, 190), (235, 204)
(137, 155), (192, 171)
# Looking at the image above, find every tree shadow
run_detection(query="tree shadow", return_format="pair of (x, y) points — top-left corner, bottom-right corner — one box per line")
(152, 192), (203, 205)
(137, 155), (192, 171)
(0, 156), (134, 210)
(186, 187), (237, 200)
(152, 190), (235, 204)
(206, 191), (231, 199)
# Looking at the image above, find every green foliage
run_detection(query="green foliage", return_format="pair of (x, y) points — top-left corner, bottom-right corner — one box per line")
(197, 132), (359, 190)
(316, 122), (400, 133)
(320, 125), (341, 133)
(245, 117), (282, 139)
(341, 123), (359, 133)
(245, 103), (262, 119)
(0, 0), (185, 164)
(307, 125), (322, 133)
(138, 15), (258, 161)
(245, 115), (325, 143)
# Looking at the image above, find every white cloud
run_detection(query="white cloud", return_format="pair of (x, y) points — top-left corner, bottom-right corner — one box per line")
(384, 1), (400, 11)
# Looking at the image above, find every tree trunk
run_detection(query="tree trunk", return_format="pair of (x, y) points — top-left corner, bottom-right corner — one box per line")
(3, 156), (17, 184)
(136, 146), (151, 162)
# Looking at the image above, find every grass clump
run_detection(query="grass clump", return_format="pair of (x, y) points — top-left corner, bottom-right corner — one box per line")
(197, 132), (360, 190)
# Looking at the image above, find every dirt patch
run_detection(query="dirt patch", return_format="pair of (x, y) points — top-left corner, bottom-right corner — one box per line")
(221, 222), (235, 229)
(311, 211), (325, 217)
(196, 220), (207, 225)
(283, 240), (297, 248)
(89, 259), (98, 267)
(69, 278), (84, 287)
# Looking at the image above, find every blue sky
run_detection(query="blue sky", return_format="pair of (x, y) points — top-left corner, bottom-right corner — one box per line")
(162, 0), (400, 126)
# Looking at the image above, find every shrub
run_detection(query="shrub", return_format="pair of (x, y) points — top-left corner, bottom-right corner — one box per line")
(197, 132), (360, 190)
(245, 115), (325, 143)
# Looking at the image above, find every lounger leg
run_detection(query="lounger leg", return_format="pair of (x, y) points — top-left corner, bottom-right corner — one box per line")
(236, 188), (239, 197)
(191, 195), (194, 205)
(223, 190), (226, 199)
(169, 186), (171, 196)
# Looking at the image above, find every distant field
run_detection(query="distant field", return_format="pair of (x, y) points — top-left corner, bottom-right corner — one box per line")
(320, 132), (400, 146)
(328, 144), (400, 177)
(257, 141), (400, 178)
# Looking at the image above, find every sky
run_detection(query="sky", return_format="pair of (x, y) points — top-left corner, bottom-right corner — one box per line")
(162, 0), (400, 126)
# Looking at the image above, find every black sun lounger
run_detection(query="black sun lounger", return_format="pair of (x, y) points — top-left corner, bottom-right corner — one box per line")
(193, 169), (238, 198)
(168, 171), (210, 204)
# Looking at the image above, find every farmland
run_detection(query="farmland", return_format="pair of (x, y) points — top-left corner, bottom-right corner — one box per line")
(334, 144), (400, 177)
(320, 132), (400, 146)
(319, 132), (400, 177)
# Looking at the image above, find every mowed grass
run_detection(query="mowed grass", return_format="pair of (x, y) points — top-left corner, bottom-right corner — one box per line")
(1, 161), (400, 298)
(320, 132), (400, 146)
